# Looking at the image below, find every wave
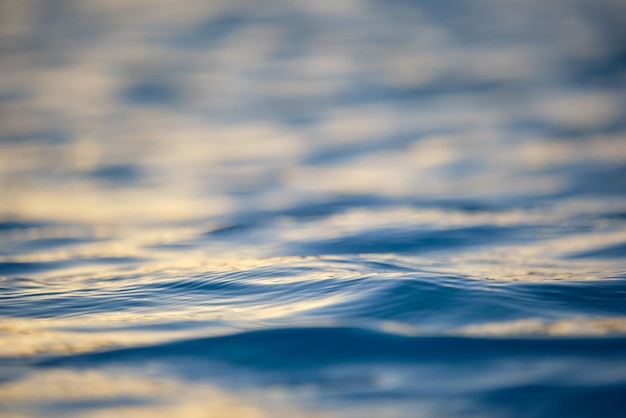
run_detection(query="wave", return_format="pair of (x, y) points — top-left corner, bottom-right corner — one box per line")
(42, 326), (626, 369)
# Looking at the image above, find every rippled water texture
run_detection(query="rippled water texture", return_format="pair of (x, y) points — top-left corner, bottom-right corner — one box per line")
(1, 0), (626, 417)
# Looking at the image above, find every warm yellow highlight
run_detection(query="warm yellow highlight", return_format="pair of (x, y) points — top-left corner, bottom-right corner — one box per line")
(0, 317), (225, 357)
(456, 317), (626, 337)
(0, 369), (328, 418)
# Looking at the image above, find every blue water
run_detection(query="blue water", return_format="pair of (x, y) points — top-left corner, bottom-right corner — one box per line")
(1, 0), (626, 417)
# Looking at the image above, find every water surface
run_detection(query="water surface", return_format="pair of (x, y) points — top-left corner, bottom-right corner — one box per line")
(1, 0), (626, 416)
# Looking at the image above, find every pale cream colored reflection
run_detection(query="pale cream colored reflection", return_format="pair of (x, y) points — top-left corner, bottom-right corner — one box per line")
(455, 317), (626, 337)
(2, 93), (625, 226)
(1, 181), (236, 224)
(532, 91), (621, 129)
(444, 244), (625, 283)
(0, 117), (306, 224)
(0, 369), (328, 418)
(516, 134), (626, 169)
(1, 0), (624, 228)
(316, 106), (395, 145)
(0, 316), (231, 357)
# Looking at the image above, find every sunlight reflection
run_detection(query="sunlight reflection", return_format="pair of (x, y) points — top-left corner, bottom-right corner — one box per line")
(0, 368), (327, 418)
(456, 317), (626, 337)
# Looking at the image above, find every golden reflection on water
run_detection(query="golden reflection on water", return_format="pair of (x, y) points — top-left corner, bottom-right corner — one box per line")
(0, 369), (328, 418)
(1, 106), (625, 225)
(0, 323), (136, 357)
(456, 317), (626, 337)
(0, 316), (230, 357)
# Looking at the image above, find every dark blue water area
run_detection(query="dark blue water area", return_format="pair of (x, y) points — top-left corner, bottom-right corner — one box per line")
(28, 329), (626, 417)
(0, 257), (143, 276)
(287, 225), (537, 256)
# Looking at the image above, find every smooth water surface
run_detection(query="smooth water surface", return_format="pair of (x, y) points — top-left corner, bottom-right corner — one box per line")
(1, 0), (626, 416)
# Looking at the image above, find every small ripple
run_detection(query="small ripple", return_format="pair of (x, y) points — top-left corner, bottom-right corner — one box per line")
(2, 255), (625, 349)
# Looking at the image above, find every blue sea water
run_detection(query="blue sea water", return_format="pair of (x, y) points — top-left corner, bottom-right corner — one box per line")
(1, 0), (626, 417)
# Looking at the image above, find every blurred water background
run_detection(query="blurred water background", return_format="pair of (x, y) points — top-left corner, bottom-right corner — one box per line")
(1, 0), (626, 416)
